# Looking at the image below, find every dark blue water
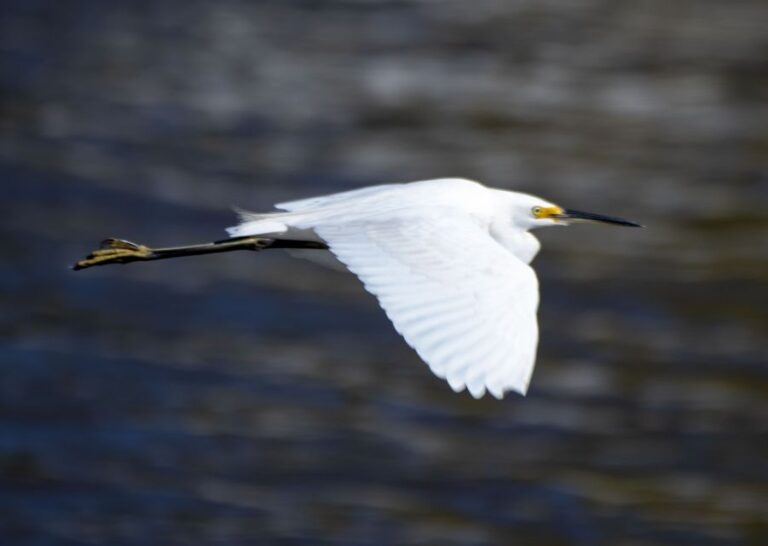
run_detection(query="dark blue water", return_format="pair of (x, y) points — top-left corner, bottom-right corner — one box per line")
(2, 2), (767, 545)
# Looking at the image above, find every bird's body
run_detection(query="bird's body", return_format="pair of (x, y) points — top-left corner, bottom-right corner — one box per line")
(225, 178), (639, 399)
(75, 178), (640, 400)
(230, 178), (545, 263)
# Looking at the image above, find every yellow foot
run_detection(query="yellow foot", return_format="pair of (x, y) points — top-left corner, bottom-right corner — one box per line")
(73, 238), (154, 270)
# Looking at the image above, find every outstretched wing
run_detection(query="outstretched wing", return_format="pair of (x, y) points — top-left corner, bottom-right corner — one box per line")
(314, 213), (540, 398)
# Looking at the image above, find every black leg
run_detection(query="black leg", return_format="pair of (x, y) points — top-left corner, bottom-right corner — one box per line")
(72, 236), (328, 271)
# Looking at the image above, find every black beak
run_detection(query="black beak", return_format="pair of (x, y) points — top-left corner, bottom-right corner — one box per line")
(557, 209), (643, 227)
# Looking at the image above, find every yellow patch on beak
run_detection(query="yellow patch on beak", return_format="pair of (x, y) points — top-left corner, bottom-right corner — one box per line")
(533, 206), (564, 219)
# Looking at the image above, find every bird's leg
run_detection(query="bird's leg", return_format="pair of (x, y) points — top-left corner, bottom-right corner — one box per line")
(72, 236), (327, 271)
(72, 237), (271, 270)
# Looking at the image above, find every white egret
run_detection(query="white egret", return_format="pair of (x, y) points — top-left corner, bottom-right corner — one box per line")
(75, 178), (641, 399)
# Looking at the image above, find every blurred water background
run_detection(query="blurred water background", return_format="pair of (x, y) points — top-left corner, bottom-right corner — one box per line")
(2, 1), (767, 545)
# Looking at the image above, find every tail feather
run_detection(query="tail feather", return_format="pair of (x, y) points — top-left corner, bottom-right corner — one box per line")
(226, 210), (289, 238)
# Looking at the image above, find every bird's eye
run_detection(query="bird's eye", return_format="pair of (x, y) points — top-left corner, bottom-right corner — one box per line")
(532, 206), (543, 218)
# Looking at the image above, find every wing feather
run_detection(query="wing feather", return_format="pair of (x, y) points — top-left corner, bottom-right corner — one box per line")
(275, 183), (401, 212)
(314, 213), (539, 398)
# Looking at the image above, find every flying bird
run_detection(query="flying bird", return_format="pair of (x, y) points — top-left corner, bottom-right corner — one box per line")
(74, 178), (641, 399)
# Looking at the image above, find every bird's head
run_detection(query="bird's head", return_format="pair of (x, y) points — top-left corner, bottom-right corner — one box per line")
(514, 194), (642, 230)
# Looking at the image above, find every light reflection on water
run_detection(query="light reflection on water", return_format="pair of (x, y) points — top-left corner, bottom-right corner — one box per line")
(2, 1), (767, 545)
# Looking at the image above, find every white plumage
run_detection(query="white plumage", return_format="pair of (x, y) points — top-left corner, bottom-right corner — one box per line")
(226, 178), (639, 399)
